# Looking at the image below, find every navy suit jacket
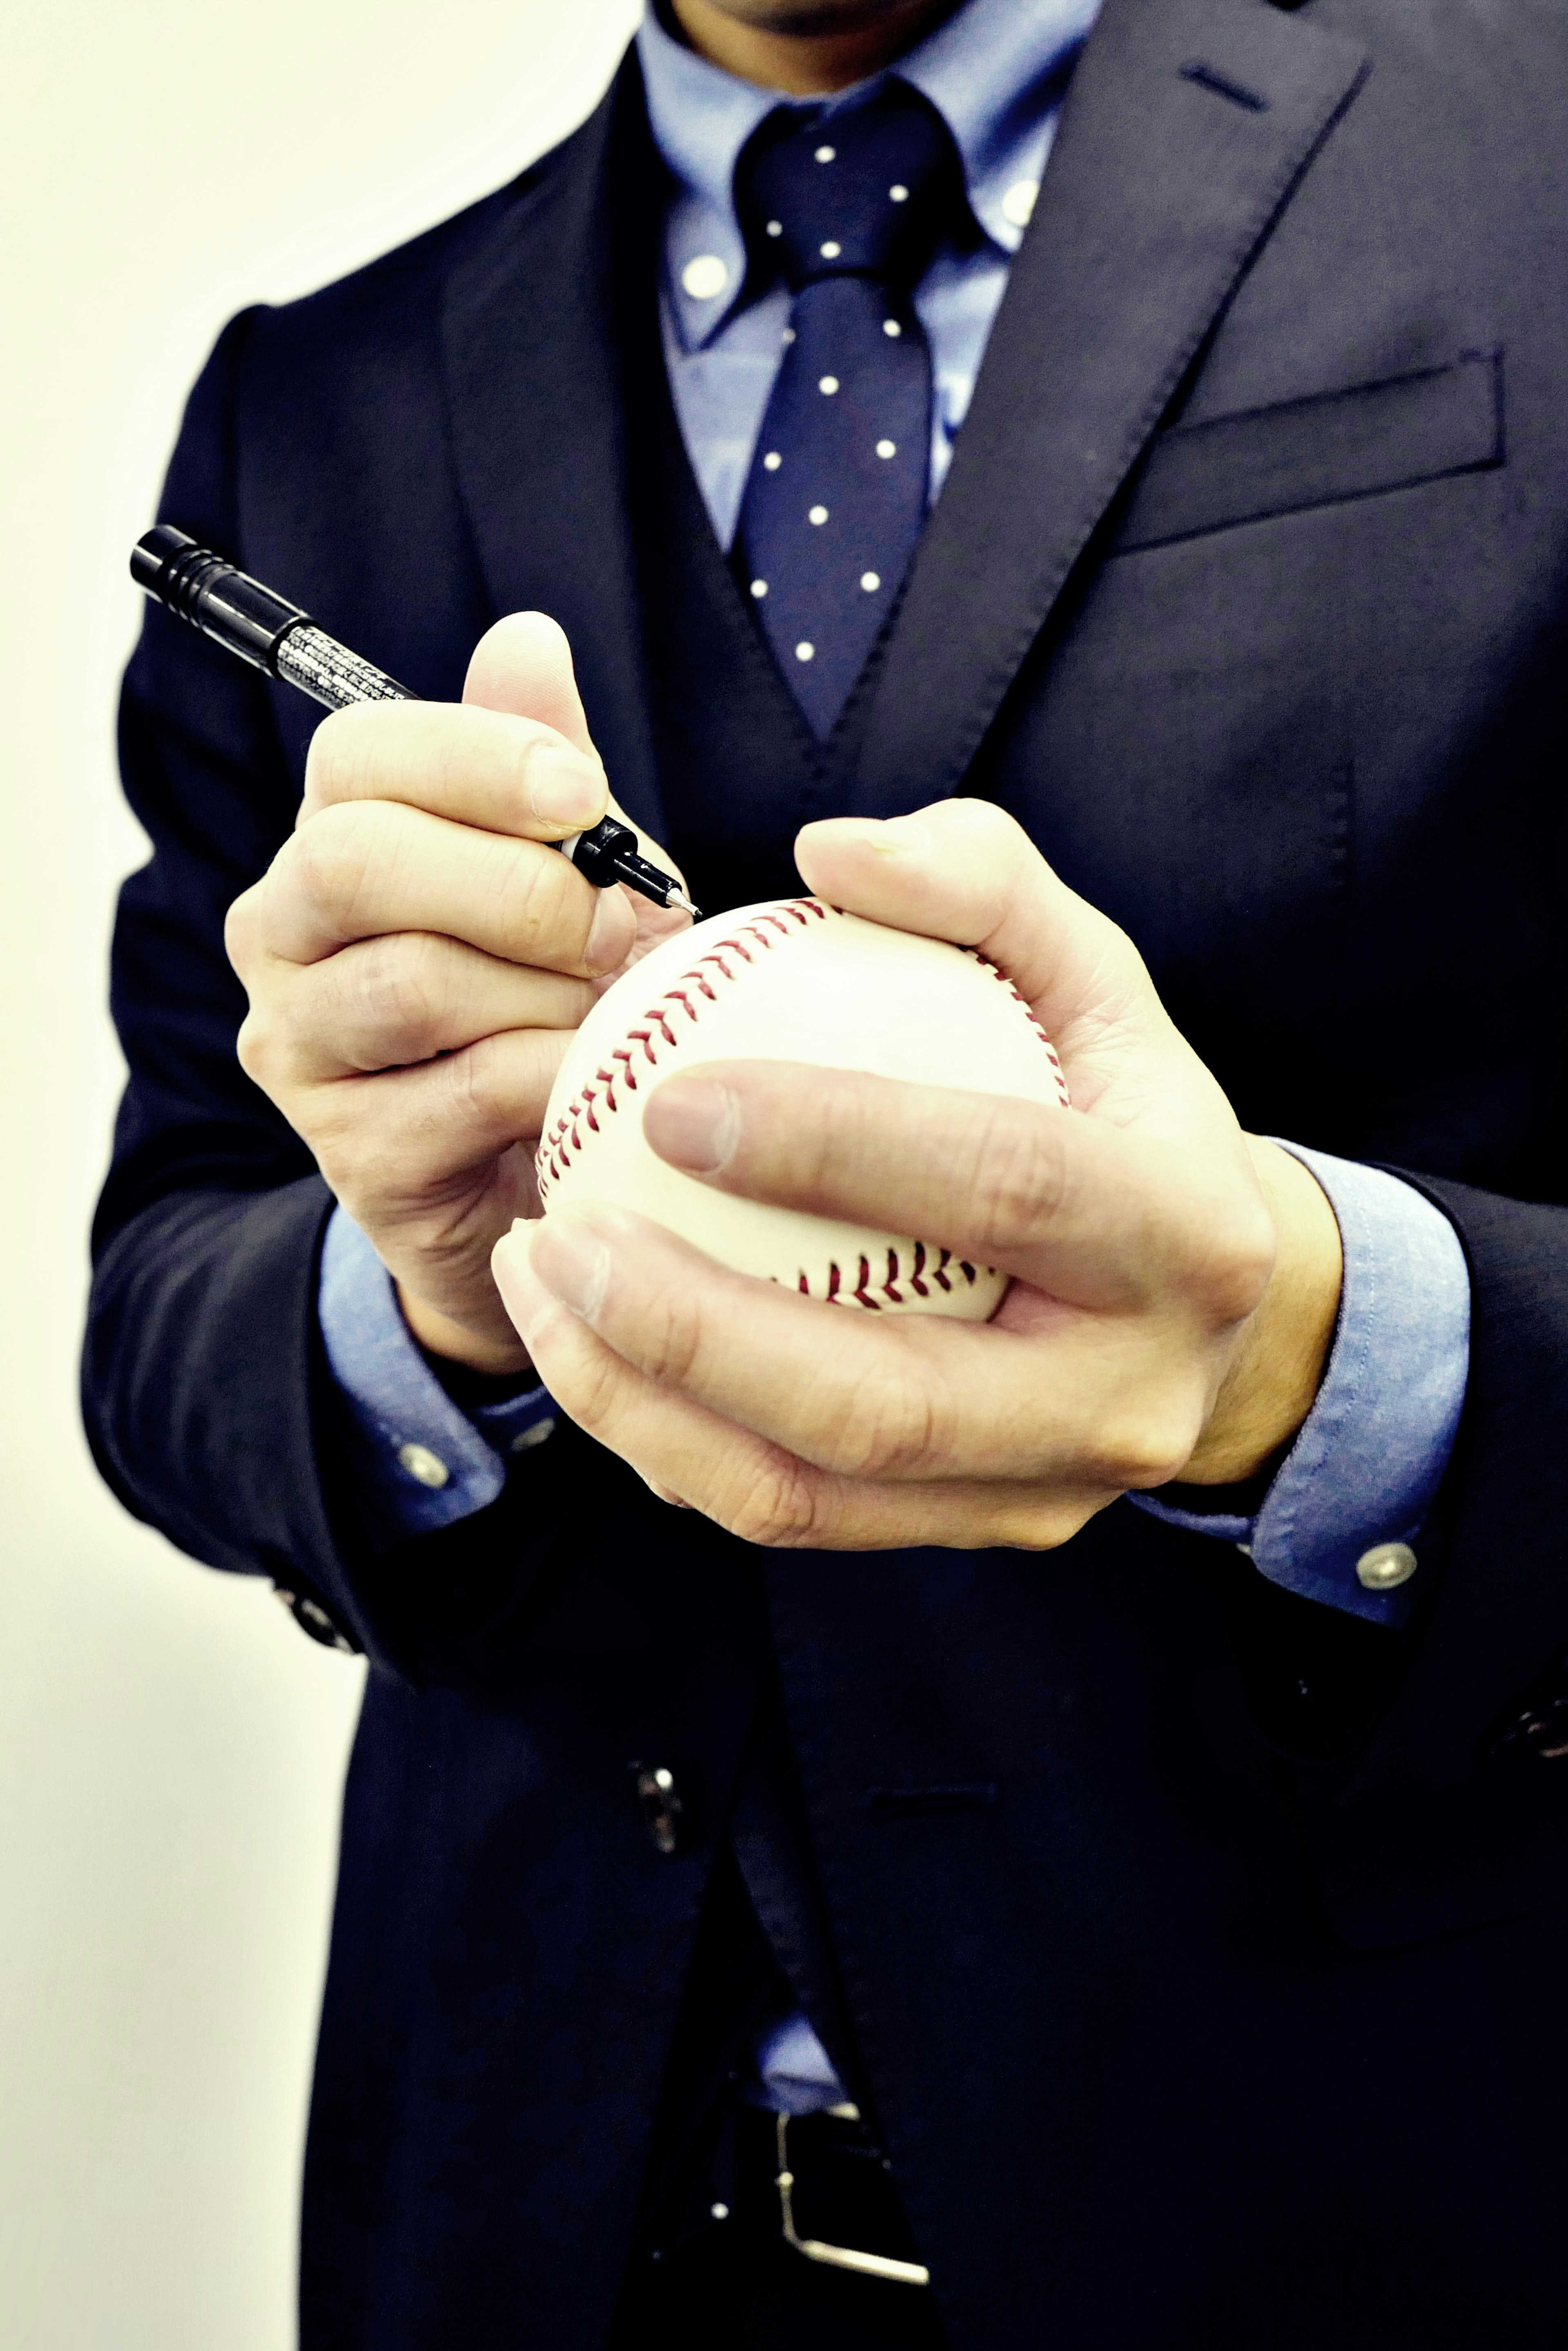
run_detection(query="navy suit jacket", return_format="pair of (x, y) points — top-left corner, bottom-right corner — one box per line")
(86, 2), (1568, 2342)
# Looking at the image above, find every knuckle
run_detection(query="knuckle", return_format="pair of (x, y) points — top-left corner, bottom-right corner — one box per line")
(446, 1032), (508, 1129)
(302, 704), (377, 813)
(496, 838), (583, 961)
(549, 1328), (624, 1433)
(635, 1293), (708, 1391)
(355, 932), (446, 1059)
(990, 1490), (1109, 1552)
(962, 1103), (1065, 1256)
(223, 884), (262, 971)
(726, 1455), (822, 1548)
(234, 1009), (271, 1084)
(442, 1029), (540, 1141)
(819, 1360), (941, 1480)
(286, 804), (373, 921)
(1099, 1398), (1204, 1492)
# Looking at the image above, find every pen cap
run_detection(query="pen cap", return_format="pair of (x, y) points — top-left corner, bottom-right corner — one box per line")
(131, 525), (310, 672)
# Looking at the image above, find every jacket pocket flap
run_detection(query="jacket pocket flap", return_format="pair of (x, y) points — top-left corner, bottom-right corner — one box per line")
(1116, 349), (1503, 553)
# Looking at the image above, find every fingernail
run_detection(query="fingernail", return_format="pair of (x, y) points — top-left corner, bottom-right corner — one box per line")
(490, 1223), (557, 1345)
(584, 886), (634, 973)
(527, 744), (604, 829)
(878, 813), (932, 853)
(644, 1078), (741, 1174)
(528, 1211), (611, 1325)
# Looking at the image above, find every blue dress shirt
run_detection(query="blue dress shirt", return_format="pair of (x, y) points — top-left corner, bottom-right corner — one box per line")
(315, 0), (1473, 2113)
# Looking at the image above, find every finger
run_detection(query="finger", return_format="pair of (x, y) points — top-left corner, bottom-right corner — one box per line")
(491, 1236), (1112, 1552)
(302, 698), (608, 839)
(253, 797), (632, 974)
(509, 1203), (1206, 1490)
(242, 931), (593, 1085)
(793, 799), (1138, 1033)
(642, 1062), (1261, 1313)
(792, 801), (1207, 1126)
(298, 1025), (573, 1199)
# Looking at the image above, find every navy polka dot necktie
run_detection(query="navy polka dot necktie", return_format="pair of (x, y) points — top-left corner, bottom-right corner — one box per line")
(733, 85), (966, 738)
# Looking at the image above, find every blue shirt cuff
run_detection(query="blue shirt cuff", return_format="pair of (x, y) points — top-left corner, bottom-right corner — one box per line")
(1130, 1146), (1470, 1625)
(317, 1207), (558, 1547)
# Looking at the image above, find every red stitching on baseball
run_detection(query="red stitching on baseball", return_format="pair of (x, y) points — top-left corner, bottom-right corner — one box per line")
(971, 950), (1071, 1109)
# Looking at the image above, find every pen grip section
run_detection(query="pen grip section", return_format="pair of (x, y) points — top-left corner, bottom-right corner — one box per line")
(274, 626), (412, 709)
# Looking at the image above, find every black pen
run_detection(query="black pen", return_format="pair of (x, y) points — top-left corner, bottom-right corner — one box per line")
(130, 525), (700, 918)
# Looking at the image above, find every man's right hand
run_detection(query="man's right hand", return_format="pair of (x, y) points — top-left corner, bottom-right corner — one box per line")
(224, 612), (689, 1376)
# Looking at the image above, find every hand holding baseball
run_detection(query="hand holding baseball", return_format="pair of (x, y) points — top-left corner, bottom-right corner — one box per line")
(491, 799), (1344, 1550)
(223, 614), (689, 1376)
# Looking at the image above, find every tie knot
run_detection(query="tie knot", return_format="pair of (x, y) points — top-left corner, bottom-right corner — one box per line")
(735, 83), (963, 293)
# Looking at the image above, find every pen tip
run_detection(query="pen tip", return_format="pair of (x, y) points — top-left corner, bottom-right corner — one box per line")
(668, 888), (701, 920)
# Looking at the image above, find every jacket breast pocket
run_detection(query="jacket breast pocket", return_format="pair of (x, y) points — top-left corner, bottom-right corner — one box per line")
(1114, 349), (1504, 553)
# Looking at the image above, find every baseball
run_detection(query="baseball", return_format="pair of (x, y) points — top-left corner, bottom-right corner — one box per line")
(535, 897), (1071, 1318)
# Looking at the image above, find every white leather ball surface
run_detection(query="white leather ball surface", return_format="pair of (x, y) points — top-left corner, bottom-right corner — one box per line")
(535, 897), (1071, 1318)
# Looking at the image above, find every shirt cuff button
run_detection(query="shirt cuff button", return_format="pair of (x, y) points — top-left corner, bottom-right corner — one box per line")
(1355, 1540), (1417, 1591)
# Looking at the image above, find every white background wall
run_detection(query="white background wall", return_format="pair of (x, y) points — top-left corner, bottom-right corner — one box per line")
(0, 4), (639, 2341)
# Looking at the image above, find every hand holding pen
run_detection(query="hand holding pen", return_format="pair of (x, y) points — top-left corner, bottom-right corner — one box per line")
(131, 528), (697, 1378)
(133, 528), (699, 919)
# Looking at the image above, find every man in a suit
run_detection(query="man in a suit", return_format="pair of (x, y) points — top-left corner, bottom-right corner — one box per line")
(87, 0), (1568, 2342)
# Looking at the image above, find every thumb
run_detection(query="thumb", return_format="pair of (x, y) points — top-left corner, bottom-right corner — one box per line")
(463, 612), (599, 762)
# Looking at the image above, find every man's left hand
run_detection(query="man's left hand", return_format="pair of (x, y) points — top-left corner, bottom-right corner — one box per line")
(490, 801), (1343, 1551)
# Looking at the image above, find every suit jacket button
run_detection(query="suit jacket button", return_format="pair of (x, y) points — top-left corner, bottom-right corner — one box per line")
(631, 1762), (683, 1854)
(1356, 1541), (1417, 1591)
(272, 1585), (358, 1654)
(1492, 1691), (1568, 1764)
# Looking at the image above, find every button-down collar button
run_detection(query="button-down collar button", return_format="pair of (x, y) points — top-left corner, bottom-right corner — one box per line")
(1356, 1540), (1417, 1591)
(510, 1417), (556, 1454)
(397, 1441), (450, 1489)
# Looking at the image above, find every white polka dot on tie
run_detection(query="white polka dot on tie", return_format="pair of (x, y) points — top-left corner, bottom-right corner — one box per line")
(814, 144), (836, 163)
(861, 571), (881, 592)
(883, 318), (902, 337)
(782, 327), (795, 344)
(876, 439), (896, 459)
(763, 451), (782, 470)
(818, 375), (839, 396)
(766, 219), (783, 238)
(889, 183), (909, 203)
(808, 504), (829, 525)
(679, 253), (729, 301)
(751, 579), (768, 599)
(795, 642), (815, 662)
(820, 240), (842, 260)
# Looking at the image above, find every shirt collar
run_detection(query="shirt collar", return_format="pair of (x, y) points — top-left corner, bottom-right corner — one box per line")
(638, 0), (1104, 351)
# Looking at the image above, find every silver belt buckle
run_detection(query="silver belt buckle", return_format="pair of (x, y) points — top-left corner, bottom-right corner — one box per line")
(773, 2106), (932, 2288)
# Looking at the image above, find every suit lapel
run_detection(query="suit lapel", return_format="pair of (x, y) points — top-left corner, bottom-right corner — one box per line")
(851, 0), (1369, 818)
(441, 53), (668, 842)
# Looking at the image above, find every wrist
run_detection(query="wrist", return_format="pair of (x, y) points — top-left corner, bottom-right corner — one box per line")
(1181, 1136), (1343, 1485)
(396, 1282), (536, 1380)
